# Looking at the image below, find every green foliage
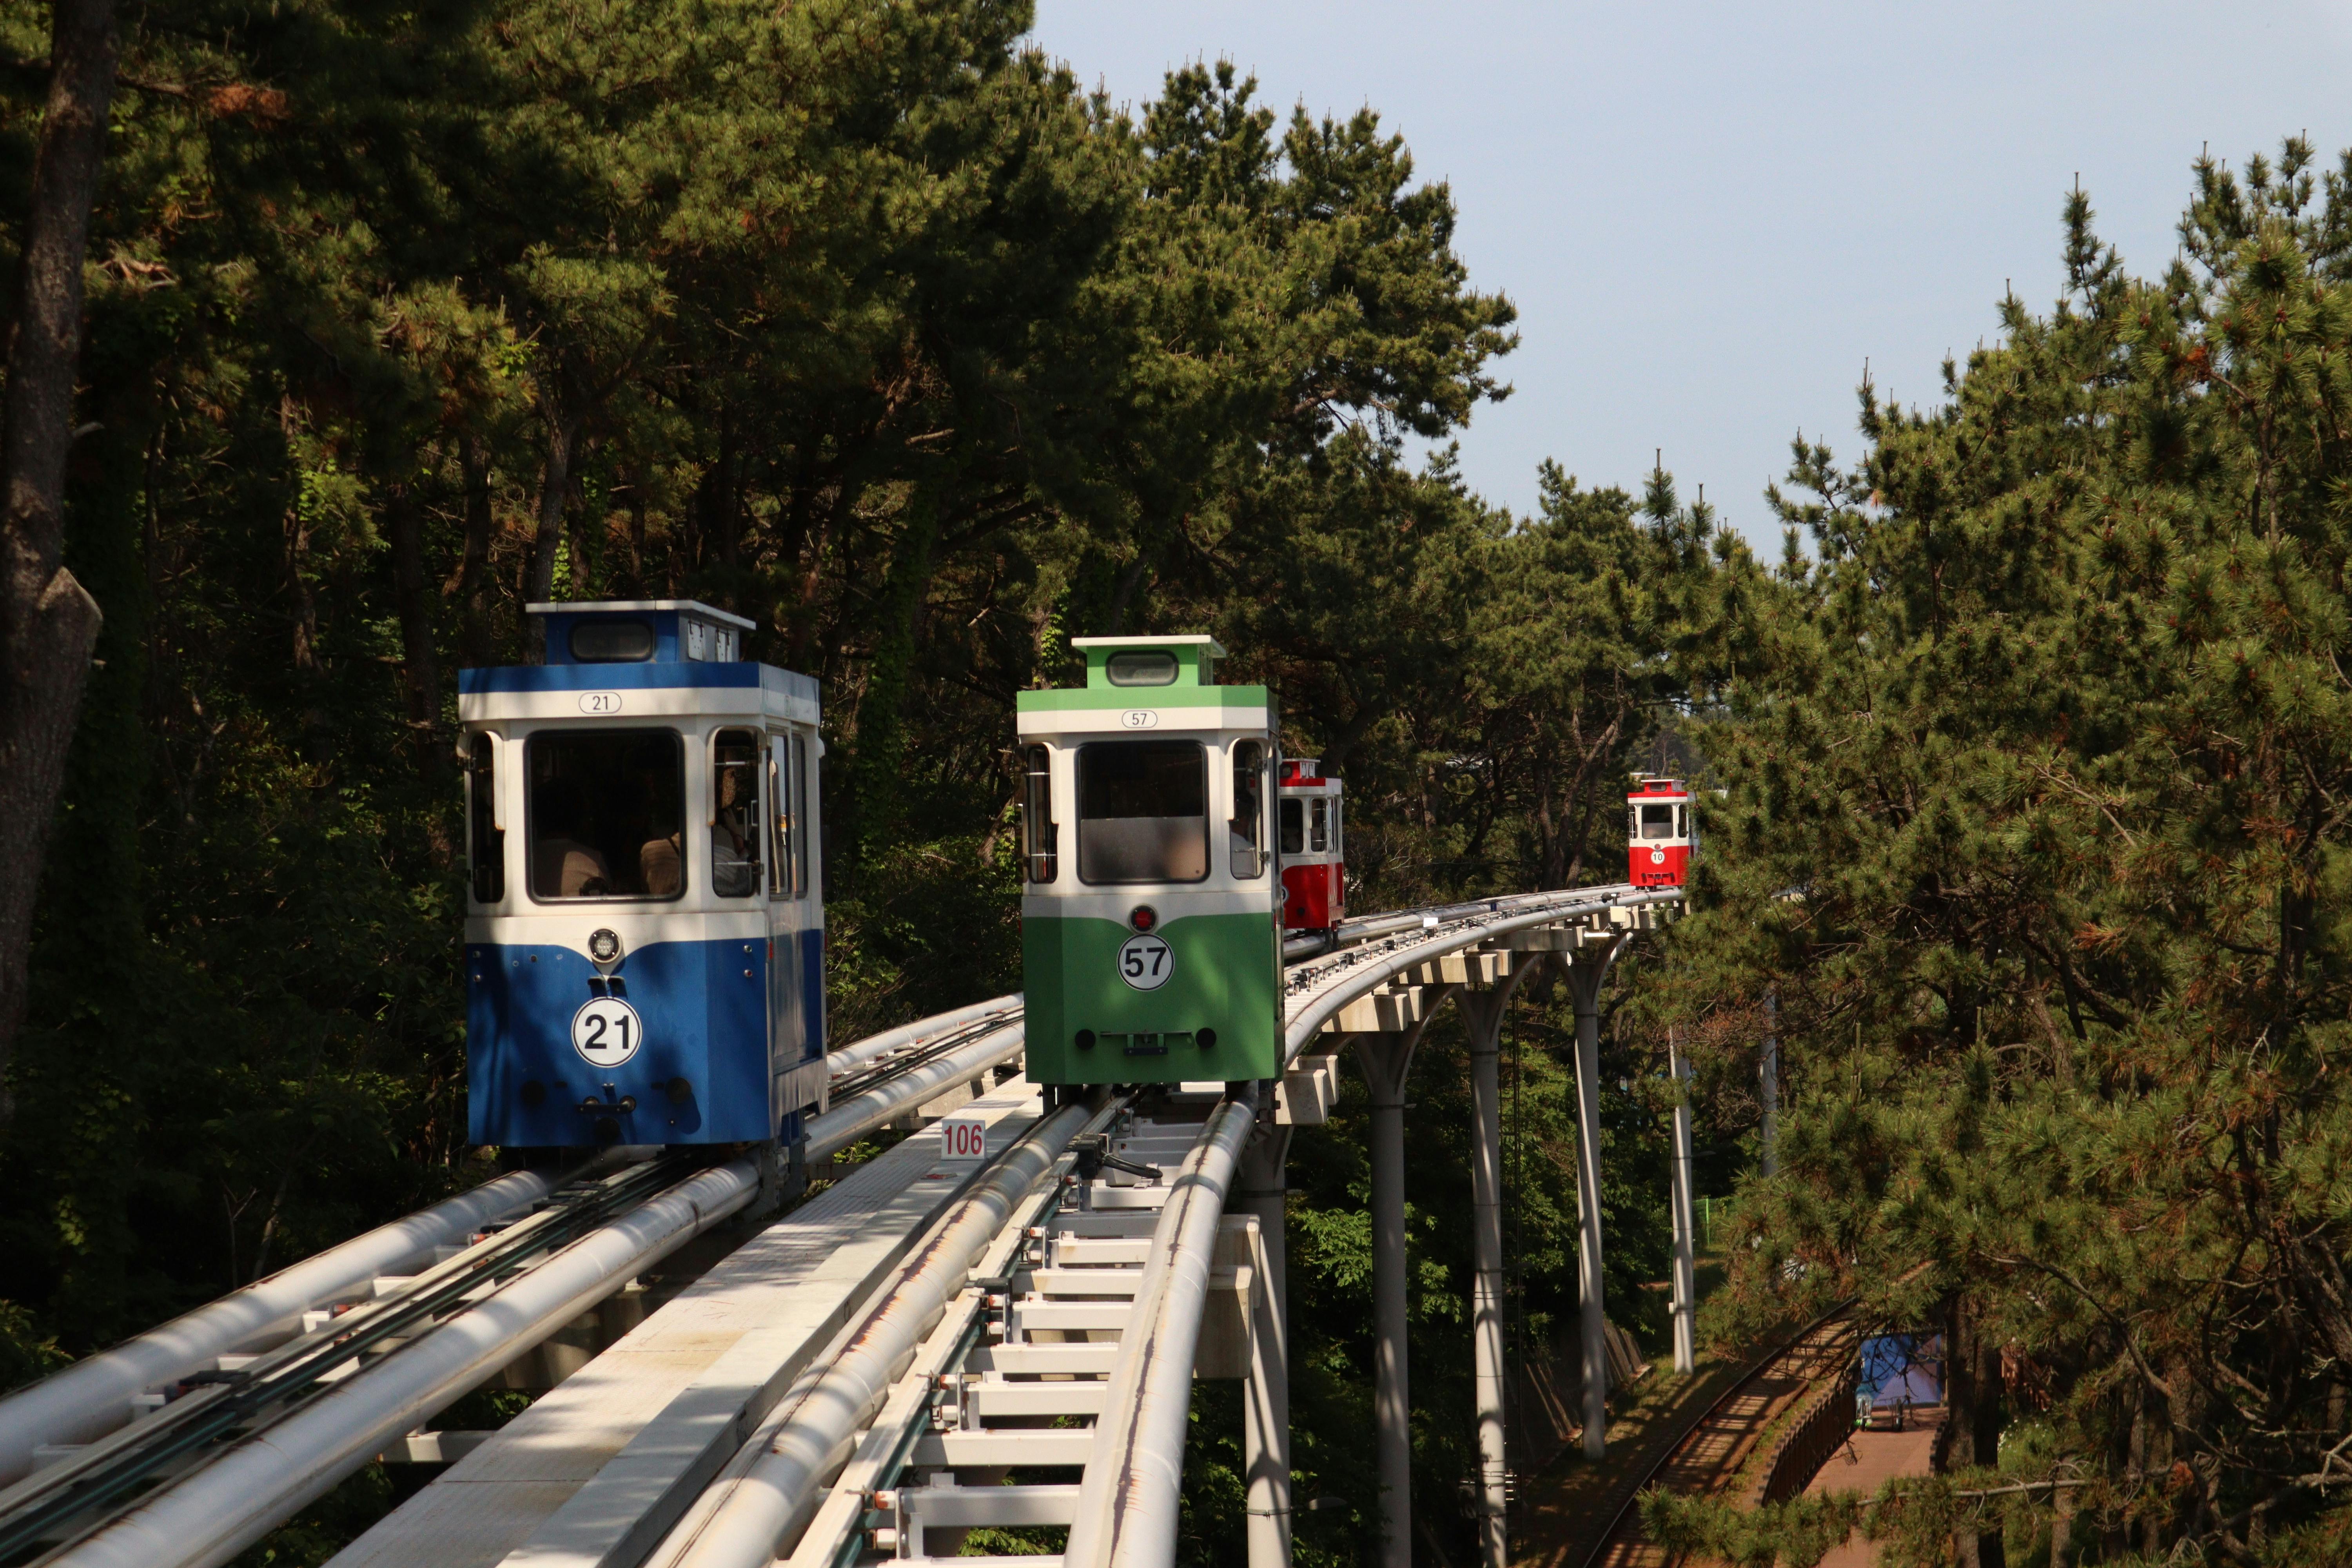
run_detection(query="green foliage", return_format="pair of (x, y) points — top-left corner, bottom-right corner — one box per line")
(0, 7), (1725, 1564)
(1666, 138), (2352, 1558)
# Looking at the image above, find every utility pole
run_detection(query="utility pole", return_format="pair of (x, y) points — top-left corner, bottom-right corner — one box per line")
(1459, 964), (1539, 1568)
(1564, 934), (1628, 1458)
(1667, 1027), (1697, 1374)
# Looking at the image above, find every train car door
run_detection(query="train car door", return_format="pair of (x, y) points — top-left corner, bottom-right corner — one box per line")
(766, 726), (826, 1124)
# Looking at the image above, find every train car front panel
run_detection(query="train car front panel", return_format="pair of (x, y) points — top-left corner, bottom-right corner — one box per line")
(463, 922), (771, 1144)
(1628, 776), (1694, 888)
(1018, 637), (1283, 1086)
(459, 601), (826, 1150)
(1277, 759), (1344, 932)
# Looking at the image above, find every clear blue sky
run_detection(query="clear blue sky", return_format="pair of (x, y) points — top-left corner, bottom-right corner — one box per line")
(1028, 2), (2352, 547)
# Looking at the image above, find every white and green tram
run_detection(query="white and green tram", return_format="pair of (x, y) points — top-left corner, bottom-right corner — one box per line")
(1016, 635), (1282, 1085)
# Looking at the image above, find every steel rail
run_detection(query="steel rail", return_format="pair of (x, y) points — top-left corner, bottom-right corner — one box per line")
(41, 1160), (761, 1568)
(802, 1020), (1027, 1163)
(824, 1013), (1009, 1102)
(753, 1122), (1104, 1568)
(1282, 886), (1685, 1066)
(801, 884), (1583, 1165)
(0, 1154), (703, 1566)
(1062, 1085), (1262, 1568)
(1281, 888), (1607, 962)
(823, 995), (1022, 1081)
(662, 1093), (1117, 1568)
(0, 1000), (1020, 1511)
(1, 1007), (1031, 1568)
(0, 1167), (569, 1487)
(0, 1001), (1030, 1504)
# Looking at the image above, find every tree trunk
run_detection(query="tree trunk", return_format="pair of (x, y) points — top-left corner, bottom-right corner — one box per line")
(1946, 1296), (2008, 1568)
(387, 486), (446, 792)
(0, 0), (120, 1114)
(454, 434), (497, 666)
(848, 481), (944, 858)
(1104, 548), (1152, 634)
(699, 417), (741, 573)
(526, 405), (580, 610)
(625, 472), (646, 597)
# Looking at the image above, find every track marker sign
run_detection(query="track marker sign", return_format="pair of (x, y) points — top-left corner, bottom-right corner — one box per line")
(939, 1112), (991, 1163)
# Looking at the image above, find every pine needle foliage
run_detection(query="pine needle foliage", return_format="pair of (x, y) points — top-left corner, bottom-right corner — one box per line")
(1668, 140), (2352, 1562)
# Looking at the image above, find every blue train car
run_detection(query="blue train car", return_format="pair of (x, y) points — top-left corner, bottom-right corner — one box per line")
(459, 600), (826, 1149)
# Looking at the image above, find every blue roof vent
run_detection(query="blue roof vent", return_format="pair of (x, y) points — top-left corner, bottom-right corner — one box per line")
(526, 600), (756, 667)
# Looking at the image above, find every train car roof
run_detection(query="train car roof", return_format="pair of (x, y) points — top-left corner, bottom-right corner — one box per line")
(525, 598), (757, 630)
(456, 660), (818, 725)
(1068, 634), (1228, 654)
(1018, 630), (1265, 728)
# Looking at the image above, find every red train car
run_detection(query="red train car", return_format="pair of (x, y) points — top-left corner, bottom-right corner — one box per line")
(1628, 777), (1694, 887)
(1279, 759), (1345, 931)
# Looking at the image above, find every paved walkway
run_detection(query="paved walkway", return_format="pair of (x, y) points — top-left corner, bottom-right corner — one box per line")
(1801, 1407), (1944, 1568)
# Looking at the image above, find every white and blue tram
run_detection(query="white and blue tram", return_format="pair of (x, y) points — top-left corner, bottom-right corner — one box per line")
(459, 600), (828, 1150)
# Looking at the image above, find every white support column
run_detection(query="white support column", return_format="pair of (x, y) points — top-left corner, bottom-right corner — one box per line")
(1234, 1122), (1293, 1568)
(1356, 1031), (1415, 1568)
(1667, 1027), (1697, 1376)
(1457, 964), (1537, 1568)
(1351, 999), (1448, 1568)
(1565, 935), (1627, 1460)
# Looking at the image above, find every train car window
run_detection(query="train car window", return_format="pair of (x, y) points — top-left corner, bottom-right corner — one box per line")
(1104, 650), (1179, 686)
(1640, 803), (1676, 840)
(1076, 740), (1207, 884)
(1309, 797), (1328, 853)
(1628, 804), (1639, 840)
(1279, 797), (1304, 856)
(467, 733), (504, 903)
(1023, 744), (1058, 882)
(526, 730), (686, 901)
(569, 619), (656, 662)
(1675, 804), (1688, 838)
(1331, 797), (1343, 855)
(795, 738), (814, 893)
(765, 737), (789, 898)
(1229, 740), (1267, 878)
(712, 728), (763, 898)
(790, 733), (811, 898)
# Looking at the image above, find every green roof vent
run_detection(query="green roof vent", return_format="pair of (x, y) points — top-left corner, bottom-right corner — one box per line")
(1070, 635), (1225, 691)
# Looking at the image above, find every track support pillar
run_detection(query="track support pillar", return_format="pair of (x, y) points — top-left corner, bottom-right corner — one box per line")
(1352, 1009), (1441, 1568)
(1458, 963), (1537, 1568)
(1668, 1027), (1698, 1375)
(1235, 1118), (1293, 1568)
(1566, 936), (1627, 1459)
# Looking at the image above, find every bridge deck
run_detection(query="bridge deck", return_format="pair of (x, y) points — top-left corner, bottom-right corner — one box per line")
(328, 1084), (1044, 1568)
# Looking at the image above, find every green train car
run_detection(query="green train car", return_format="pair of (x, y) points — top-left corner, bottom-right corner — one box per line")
(1017, 635), (1282, 1085)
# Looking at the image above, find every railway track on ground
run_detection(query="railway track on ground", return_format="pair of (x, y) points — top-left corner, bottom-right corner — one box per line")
(1582, 1303), (1857, 1568)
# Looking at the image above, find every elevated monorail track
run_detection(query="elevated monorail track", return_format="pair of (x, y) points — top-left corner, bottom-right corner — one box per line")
(0, 886), (1681, 1568)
